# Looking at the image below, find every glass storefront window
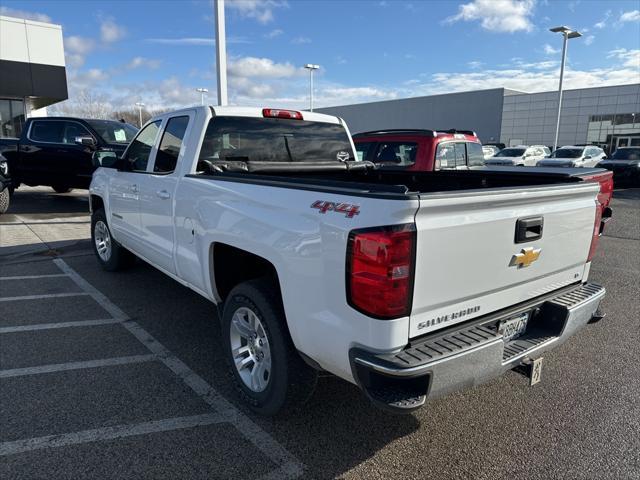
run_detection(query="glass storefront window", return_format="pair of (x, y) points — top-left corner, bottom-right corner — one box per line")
(587, 112), (640, 155)
(0, 99), (25, 139)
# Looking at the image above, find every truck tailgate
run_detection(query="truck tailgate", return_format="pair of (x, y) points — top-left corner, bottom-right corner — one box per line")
(410, 182), (599, 338)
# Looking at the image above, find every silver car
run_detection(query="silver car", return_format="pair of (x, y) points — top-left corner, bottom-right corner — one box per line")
(537, 146), (606, 168)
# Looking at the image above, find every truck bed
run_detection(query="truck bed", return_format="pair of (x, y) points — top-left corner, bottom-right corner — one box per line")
(190, 162), (599, 198)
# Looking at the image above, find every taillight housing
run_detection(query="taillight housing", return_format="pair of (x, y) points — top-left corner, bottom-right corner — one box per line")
(346, 224), (416, 319)
(587, 200), (603, 262)
(582, 170), (614, 262)
(262, 108), (303, 120)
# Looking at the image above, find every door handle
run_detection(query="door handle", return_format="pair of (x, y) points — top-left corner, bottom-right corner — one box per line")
(156, 190), (171, 199)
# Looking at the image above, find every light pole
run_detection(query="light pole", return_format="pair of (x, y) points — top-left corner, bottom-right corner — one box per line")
(214, 0), (228, 106)
(304, 64), (320, 111)
(196, 88), (209, 105)
(549, 26), (582, 151)
(135, 102), (145, 127)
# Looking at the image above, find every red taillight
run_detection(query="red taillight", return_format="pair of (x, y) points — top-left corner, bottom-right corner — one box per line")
(346, 224), (416, 319)
(582, 170), (614, 208)
(587, 200), (603, 262)
(582, 170), (613, 262)
(262, 108), (303, 120)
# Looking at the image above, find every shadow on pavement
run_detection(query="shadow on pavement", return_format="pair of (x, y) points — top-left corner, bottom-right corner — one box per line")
(7, 187), (89, 216)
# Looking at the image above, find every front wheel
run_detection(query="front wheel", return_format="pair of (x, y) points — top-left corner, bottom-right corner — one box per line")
(222, 279), (317, 416)
(91, 209), (135, 271)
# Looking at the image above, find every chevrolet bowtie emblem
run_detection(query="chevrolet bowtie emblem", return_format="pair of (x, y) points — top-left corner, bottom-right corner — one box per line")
(511, 247), (541, 268)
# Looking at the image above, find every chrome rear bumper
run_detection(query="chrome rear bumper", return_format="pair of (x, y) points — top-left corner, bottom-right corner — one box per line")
(350, 282), (605, 413)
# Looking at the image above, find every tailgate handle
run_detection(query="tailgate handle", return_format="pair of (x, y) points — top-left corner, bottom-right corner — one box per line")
(515, 217), (543, 243)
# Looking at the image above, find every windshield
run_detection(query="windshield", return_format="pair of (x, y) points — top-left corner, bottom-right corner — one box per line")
(611, 148), (640, 160)
(87, 120), (138, 144)
(199, 117), (354, 163)
(495, 148), (525, 157)
(549, 148), (583, 158)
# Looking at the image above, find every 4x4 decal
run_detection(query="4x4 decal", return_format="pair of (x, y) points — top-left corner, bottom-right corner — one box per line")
(311, 200), (360, 218)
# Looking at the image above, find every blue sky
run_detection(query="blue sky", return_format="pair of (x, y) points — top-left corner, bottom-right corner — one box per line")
(2, 0), (639, 113)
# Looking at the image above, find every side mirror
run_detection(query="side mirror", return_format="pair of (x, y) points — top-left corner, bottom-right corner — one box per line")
(75, 136), (97, 149)
(92, 150), (121, 169)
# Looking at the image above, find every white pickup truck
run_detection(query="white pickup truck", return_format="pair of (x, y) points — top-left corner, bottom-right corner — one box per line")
(89, 106), (611, 415)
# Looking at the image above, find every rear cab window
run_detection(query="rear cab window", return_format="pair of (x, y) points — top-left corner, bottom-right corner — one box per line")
(373, 142), (418, 166)
(466, 142), (485, 166)
(198, 117), (354, 163)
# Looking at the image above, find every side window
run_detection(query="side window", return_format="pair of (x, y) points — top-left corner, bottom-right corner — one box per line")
(466, 142), (485, 166)
(62, 122), (92, 144)
(154, 116), (189, 173)
(125, 121), (161, 172)
(374, 142), (418, 166)
(435, 142), (456, 169)
(454, 142), (466, 167)
(354, 142), (375, 162)
(30, 121), (64, 143)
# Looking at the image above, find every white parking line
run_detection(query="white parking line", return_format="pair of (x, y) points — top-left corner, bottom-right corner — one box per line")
(0, 413), (227, 456)
(53, 258), (304, 479)
(0, 354), (158, 378)
(0, 292), (89, 302)
(0, 274), (69, 280)
(0, 318), (122, 334)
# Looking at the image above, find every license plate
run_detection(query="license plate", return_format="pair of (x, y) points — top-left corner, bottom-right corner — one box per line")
(498, 311), (529, 342)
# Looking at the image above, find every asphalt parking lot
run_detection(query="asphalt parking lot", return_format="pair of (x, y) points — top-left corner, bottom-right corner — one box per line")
(1, 186), (639, 480)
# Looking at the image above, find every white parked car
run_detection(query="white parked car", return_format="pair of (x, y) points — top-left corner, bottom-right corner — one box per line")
(485, 146), (547, 166)
(89, 106), (609, 415)
(537, 146), (606, 168)
(482, 145), (501, 159)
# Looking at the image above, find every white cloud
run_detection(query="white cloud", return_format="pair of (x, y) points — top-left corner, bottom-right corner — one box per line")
(65, 36), (96, 55)
(543, 43), (559, 55)
(607, 48), (640, 69)
(0, 6), (51, 23)
(594, 10), (611, 29)
(291, 36), (311, 44)
(64, 35), (96, 67)
(125, 57), (161, 70)
(100, 19), (126, 43)
(468, 61), (484, 69)
(619, 10), (640, 23)
(584, 35), (595, 46)
(445, 0), (535, 33)
(265, 28), (283, 38)
(145, 36), (250, 45)
(226, 0), (288, 24)
(228, 56), (302, 78)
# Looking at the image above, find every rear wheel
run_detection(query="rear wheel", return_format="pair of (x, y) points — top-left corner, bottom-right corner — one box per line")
(91, 209), (135, 271)
(222, 279), (317, 416)
(0, 188), (9, 214)
(52, 186), (72, 194)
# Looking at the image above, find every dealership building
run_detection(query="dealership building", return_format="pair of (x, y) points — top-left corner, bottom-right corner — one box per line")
(0, 15), (68, 139)
(318, 83), (640, 153)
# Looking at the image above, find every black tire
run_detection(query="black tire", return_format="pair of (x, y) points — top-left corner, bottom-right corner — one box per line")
(222, 278), (317, 416)
(91, 208), (135, 271)
(0, 188), (9, 214)
(52, 186), (72, 194)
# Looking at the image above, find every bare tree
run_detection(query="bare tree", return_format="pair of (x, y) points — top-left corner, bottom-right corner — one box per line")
(49, 90), (112, 118)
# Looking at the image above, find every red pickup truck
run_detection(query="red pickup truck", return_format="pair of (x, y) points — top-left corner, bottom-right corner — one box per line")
(352, 129), (485, 171)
